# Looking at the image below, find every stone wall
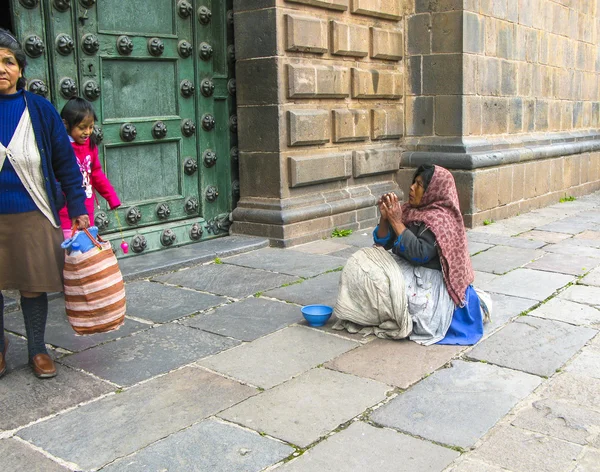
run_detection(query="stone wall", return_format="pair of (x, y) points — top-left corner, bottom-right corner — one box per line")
(403, 0), (600, 226)
(232, 0), (408, 246)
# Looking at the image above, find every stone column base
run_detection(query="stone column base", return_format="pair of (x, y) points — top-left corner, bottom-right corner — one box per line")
(231, 181), (400, 247)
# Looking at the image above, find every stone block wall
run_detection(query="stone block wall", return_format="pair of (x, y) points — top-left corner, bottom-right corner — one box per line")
(403, 0), (600, 227)
(233, 0), (409, 246)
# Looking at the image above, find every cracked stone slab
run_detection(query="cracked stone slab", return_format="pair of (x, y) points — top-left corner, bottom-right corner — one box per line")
(18, 367), (256, 471)
(153, 263), (300, 299)
(529, 298), (600, 327)
(370, 360), (542, 448)
(470, 425), (582, 472)
(475, 269), (574, 301)
(59, 323), (239, 386)
(0, 438), (68, 471)
(559, 285), (600, 306)
(278, 421), (458, 472)
(183, 297), (301, 341)
(525, 252), (600, 276)
(0, 365), (112, 431)
(102, 418), (293, 472)
(511, 398), (600, 446)
(219, 368), (391, 448)
(325, 338), (464, 389)
(468, 241), (493, 256)
(580, 266), (600, 286)
(516, 230), (572, 244)
(198, 326), (358, 388)
(223, 248), (346, 278)
(484, 293), (537, 336)
(471, 246), (545, 275)
(538, 372), (600, 411)
(3, 297), (150, 353)
(123, 281), (228, 323)
(565, 346), (600, 380)
(468, 317), (596, 377)
(467, 233), (546, 249)
(264, 271), (341, 308)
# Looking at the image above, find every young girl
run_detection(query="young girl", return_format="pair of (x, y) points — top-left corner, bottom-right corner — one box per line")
(58, 97), (120, 239)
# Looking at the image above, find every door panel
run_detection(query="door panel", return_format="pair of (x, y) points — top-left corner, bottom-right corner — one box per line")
(11, 0), (237, 257)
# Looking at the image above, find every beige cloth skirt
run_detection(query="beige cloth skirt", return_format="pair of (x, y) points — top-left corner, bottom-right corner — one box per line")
(0, 211), (64, 293)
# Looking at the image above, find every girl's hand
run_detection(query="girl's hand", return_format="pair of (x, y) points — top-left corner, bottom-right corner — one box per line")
(72, 215), (90, 230)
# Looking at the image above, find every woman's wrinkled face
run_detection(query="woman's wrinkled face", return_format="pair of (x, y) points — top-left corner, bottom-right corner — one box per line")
(0, 48), (21, 95)
(409, 175), (426, 207)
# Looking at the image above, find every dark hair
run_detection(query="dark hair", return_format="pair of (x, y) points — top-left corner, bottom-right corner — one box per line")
(413, 164), (435, 192)
(60, 97), (98, 149)
(0, 28), (27, 91)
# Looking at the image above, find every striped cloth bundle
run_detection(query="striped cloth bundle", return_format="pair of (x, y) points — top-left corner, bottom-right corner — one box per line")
(63, 239), (126, 335)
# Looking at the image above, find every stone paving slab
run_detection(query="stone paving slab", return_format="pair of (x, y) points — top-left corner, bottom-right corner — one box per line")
(3, 297), (150, 353)
(515, 230), (572, 244)
(198, 326), (358, 389)
(153, 263), (300, 299)
(124, 281), (228, 323)
(476, 269), (573, 301)
(334, 230), (376, 248)
(535, 216), (599, 234)
(18, 367), (256, 471)
(468, 241), (493, 256)
(4, 331), (59, 371)
(219, 368), (391, 448)
(297, 313), (374, 342)
(529, 298), (600, 327)
(223, 248), (346, 278)
(183, 297), (302, 341)
(118, 235), (269, 282)
(370, 360), (542, 448)
(559, 284), (600, 306)
(474, 271), (498, 286)
(102, 418), (293, 472)
(0, 438), (68, 471)
(543, 239), (600, 258)
(537, 373), (600, 412)
(468, 317), (597, 377)
(471, 246), (545, 275)
(264, 271), (341, 308)
(0, 365), (112, 431)
(278, 420), (459, 472)
(525, 252), (600, 276)
(292, 240), (352, 255)
(580, 266), (600, 286)
(470, 425), (582, 472)
(467, 233), (546, 249)
(575, 230), (600, 243)
(565, 346), (600, 380)
(484, 293), (538, 336)
(444, 458), (507, 472)
(511, 398), (600, 446)
(325, 338), (464, 389)
(576, 448), (600, 471)
(59, 323), (240, 386)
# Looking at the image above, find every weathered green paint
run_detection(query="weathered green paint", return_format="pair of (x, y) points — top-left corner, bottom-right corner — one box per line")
(10, 0), (237, 257)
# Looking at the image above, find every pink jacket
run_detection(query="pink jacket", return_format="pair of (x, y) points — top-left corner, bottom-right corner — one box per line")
(59, 138), (120, 232)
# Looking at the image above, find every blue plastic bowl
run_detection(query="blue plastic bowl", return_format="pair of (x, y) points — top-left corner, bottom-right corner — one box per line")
(301, 304), (333, 327)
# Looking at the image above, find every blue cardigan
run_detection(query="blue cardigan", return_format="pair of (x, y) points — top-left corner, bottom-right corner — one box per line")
(23, 91), (87, 224)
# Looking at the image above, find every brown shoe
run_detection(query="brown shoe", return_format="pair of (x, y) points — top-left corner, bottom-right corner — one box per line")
(0, 337), (8, 378)
(29, 353), (57, 379)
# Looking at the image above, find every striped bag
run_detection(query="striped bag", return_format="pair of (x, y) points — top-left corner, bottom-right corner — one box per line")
(63, 229), (126, 335)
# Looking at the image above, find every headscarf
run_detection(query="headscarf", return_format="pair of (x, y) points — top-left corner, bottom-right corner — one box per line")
(401, 165), (474, 305)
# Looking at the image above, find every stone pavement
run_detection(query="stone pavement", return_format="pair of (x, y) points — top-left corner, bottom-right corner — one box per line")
(2, 194), (600, 472)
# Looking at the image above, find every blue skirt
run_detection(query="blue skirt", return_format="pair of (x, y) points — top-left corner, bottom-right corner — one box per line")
(437, 285), (483, 345)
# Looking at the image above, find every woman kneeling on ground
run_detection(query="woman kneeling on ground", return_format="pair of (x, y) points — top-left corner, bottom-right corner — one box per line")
(333, 164), (488, 345)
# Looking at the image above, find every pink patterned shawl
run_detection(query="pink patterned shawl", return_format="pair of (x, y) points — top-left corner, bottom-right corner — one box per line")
(401, 165), (474, 306)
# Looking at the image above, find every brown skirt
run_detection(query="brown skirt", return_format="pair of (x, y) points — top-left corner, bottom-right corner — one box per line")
(0, 211), (64, 293)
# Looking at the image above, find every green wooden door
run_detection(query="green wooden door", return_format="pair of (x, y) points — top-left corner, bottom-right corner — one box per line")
(10, 0), (238, 257)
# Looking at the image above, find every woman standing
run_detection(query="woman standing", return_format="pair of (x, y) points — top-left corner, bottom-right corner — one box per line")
(0, 29), (89, 378)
